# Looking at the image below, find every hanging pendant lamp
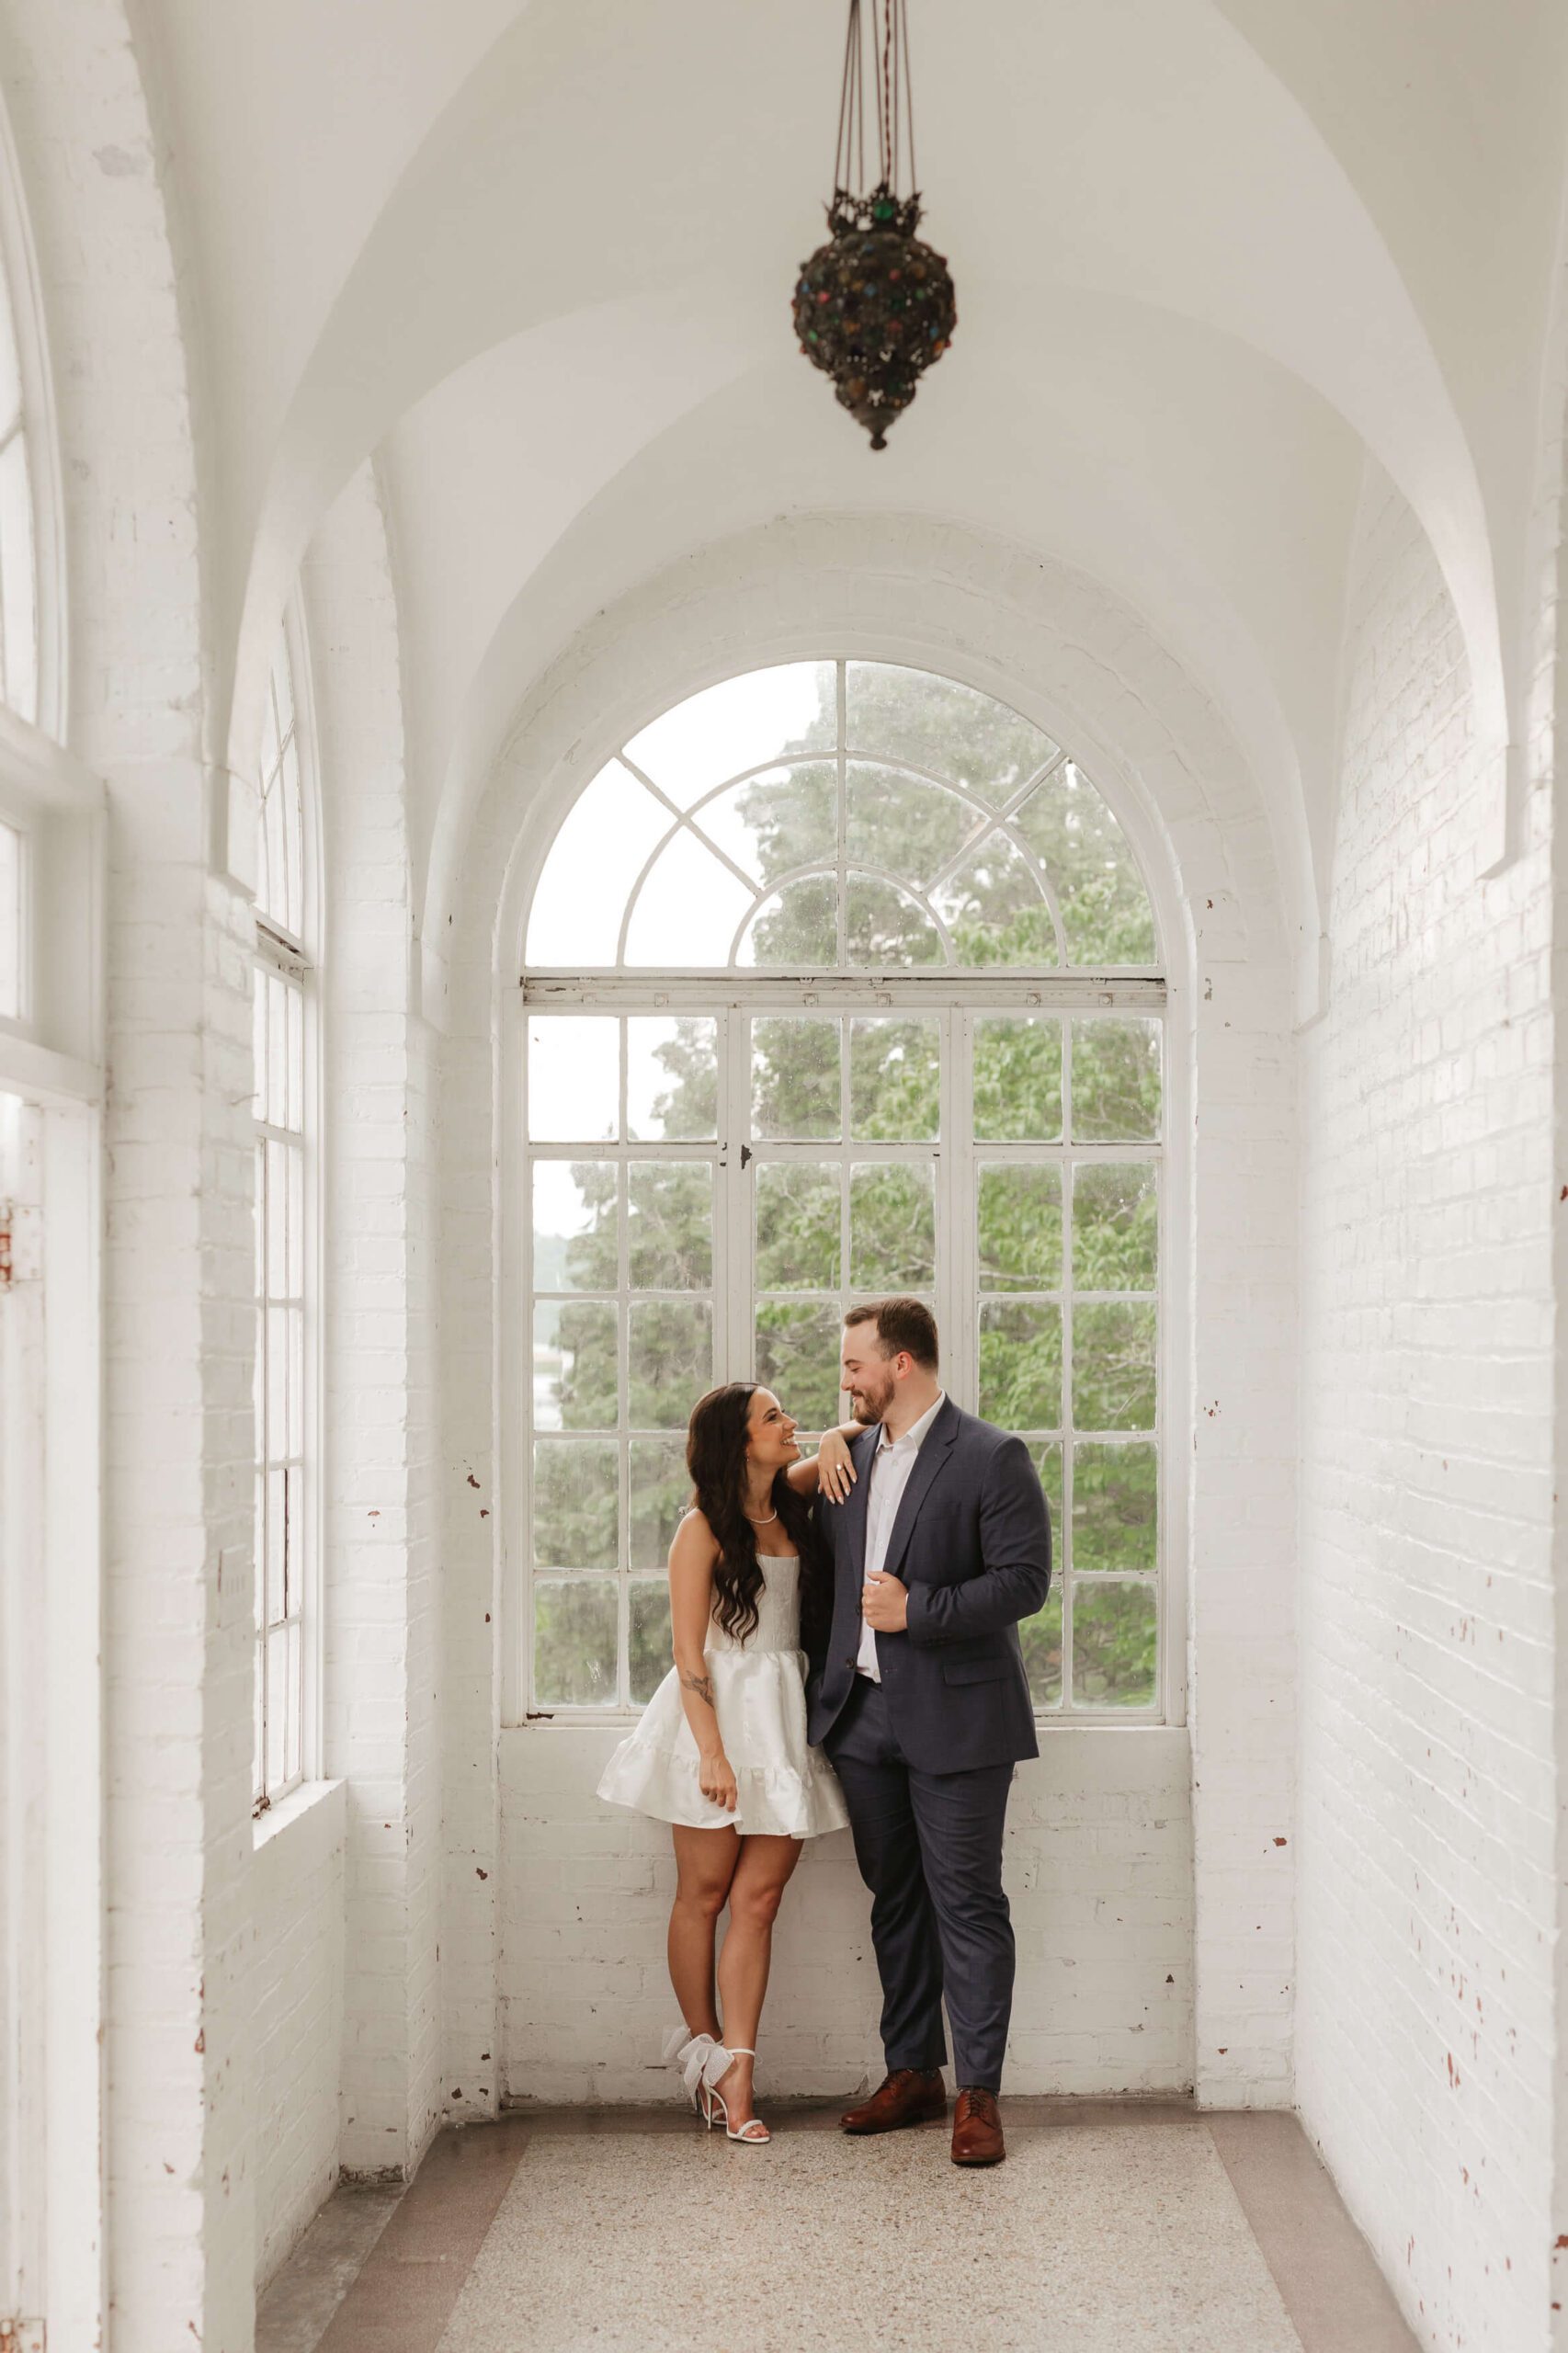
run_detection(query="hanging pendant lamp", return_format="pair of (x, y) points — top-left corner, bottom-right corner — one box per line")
(793, 0), (956, 449)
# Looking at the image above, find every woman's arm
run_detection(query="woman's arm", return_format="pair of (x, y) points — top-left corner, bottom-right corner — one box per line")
(786, 1420), (862, 1504)
(667, 1509), (736, 1812)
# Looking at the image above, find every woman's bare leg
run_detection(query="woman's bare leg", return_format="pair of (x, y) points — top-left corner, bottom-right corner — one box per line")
(668, 1824), (739, 2041)
(712, 1835), (804, 2129)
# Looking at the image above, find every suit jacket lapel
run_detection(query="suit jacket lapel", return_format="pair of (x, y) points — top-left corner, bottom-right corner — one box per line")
(839, 1423), (879, 1590)
(881, 1396), (959, 1585)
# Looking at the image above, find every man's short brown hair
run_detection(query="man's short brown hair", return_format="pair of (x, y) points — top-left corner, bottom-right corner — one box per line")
(844, 1296), (940, 1370)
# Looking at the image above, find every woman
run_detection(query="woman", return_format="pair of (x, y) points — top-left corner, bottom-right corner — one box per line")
(597, 1383), (858, 2143)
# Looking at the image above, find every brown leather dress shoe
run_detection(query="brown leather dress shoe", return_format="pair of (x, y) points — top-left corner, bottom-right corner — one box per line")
(840, 2067), (948, 2133)
(950, 2086), (1006, 2165)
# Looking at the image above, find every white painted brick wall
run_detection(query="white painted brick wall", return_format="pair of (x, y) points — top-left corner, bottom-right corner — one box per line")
(1, 6), (260, 2345)
(305, 461), (444, 2184)
(250, 1783), (347, 2287)
(437, 516), (1299, 2117)
(500, 1728), (1194, 2102)
(1298, 466), (1556, 2353)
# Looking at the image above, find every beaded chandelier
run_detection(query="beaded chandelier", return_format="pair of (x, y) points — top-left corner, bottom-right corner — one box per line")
(793, 0), (956, 449)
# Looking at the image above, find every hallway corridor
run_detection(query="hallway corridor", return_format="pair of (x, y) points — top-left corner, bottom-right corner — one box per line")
(258, 2104), (1420, 2353)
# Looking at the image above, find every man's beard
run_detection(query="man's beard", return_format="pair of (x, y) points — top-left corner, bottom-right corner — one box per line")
(848, 1381), (893, 1426)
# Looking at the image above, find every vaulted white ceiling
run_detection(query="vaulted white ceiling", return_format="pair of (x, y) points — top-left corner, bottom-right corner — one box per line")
(135, 0), (1568, 961)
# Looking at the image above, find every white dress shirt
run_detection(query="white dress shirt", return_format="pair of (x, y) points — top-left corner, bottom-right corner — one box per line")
(856, 1391), (948, 1682)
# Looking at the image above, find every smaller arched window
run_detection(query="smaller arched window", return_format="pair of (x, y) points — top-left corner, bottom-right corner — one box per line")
(252, 619), (317, 1810)
(526, 663), (1157, 974)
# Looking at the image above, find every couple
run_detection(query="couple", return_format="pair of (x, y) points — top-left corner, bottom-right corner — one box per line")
(597, 1295), (1051, 2165)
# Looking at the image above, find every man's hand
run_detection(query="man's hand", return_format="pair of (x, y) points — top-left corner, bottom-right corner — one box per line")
(816, 1427), (858, 1504)
(861, 1570), (909, 1631)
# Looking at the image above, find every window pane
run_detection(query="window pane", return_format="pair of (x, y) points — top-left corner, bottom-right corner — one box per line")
(846, 764), (980, 886)
(266, 1463), (287, 1625)
(284, 1622), (302, 1785)
(696, 762), (836, 886)
(850, 1017), (939, 1140)
(1018, 1588), (1062, 1710)
(623, 829), (755, 966)
(625, 664), (834, 808)
(1073, 1302), (1157, 1430)
(1073, 1441), (1157, 1574)
(1071, 1018), (1161, 1142)
(0, 818), (19, 1018)
(846, 875), (943, 967)
(1026, 1439), (1062, 1536)
(628, 1017), (717, 1141)
(0, 430), (37, 722)
(630, 1579), (674, 1705)
(252, 973), (267, 1121)
(1014, 761), (1156, 965)
(533, 1300), (618, 1430)
(526, 761), (673, 967)
(629, 1162), (713, 1290)
(528, 1017), (619, 1142)
(267, 971), (289, 1128)
(849, 1164), (935, 1289)
(533, 1438), (619, 1570)
(1073, 1163), (1157, 1290)
(755, 1301), (844, 1432)
(737, 877), (838, 967)
(265, 1136), (290, 1292)
(630, 1438), (690, 1567)
(977, 1165), (1062, 1291)
(533, 1579), (619, 1707)
(267, 1625), (289, 1789)
(973, 1016), (1061, 1142)
(532, 1161), (618, 1291)
(756, 1162), (840, 1290)
(751, 1017), (840, 1140)
(846, 664), (1056, 805)
(932, 831), (1054, 967)
(629, 1299), (711, 1429)
(266, 1302), (290, 1455)
(1071, 1580), (1157, 1708)
(979, 1300), (1062, 1429)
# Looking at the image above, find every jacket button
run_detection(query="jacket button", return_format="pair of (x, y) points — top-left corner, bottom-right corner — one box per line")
(843, 1656), (858, 1668)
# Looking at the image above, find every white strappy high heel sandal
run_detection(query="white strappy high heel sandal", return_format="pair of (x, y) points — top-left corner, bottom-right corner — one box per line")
(699, 2042), (770, 2144)
(662, 2024), (719, 2120)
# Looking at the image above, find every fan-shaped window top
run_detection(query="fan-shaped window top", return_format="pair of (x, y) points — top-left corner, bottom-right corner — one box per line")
(526, 664), (1157, 972)
(256, 634), (305, 942)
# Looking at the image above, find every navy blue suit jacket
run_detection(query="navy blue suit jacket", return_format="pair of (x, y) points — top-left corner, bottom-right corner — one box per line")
(807, 1398), (1051, 1774)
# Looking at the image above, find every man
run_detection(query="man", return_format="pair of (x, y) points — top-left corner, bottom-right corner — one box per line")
(808, 1297), (1051, 2166)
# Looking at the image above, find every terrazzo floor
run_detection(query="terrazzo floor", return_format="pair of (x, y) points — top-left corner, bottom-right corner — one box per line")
(258, 2100), (1421, 2353)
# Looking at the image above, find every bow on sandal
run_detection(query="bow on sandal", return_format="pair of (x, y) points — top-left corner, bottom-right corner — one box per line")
(662, 2024), (718, 2119)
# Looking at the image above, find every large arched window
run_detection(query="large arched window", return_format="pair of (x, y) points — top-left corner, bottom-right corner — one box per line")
(518, 662), (1165, 1723)
(252, 620), (318, 1809)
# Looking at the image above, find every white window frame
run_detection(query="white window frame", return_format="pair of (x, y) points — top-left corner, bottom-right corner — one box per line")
(251, 606), (324, 1815)
(503, 660), (1187, 1733)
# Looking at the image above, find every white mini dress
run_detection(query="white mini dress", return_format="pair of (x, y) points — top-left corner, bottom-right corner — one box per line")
(597, 1555), (848, 1838)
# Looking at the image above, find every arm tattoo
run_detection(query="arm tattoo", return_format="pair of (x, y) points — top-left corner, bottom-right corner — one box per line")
(680, 1668), (716, 1708)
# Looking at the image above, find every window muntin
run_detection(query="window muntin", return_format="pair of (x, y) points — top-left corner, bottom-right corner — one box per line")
(252, 626), (314, 1810)
(518, 659), (1165, 1726)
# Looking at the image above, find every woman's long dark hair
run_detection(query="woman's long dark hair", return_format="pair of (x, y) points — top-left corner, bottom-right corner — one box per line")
(687, 1381), (827, 1646)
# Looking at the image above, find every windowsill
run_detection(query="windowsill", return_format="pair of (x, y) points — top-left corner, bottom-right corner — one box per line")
(252, 1776), (345, 1853)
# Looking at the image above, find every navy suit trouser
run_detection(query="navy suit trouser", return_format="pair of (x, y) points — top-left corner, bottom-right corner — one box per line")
(824, 1676), (1016, 2094)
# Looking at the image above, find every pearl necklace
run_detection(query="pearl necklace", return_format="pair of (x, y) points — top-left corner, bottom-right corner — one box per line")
(744, 1506), (778, 1526)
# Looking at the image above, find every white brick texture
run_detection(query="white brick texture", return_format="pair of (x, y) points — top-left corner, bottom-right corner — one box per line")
(1297, 466), (1556, 2353)
(250, 1784), (347, 2287)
